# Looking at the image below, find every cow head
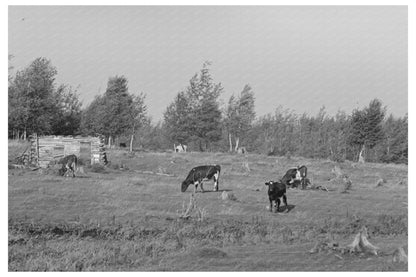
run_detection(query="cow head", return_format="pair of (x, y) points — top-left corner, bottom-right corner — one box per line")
(181, 180), (190, 192)
(58, 167), (66, 176)
(265, 180), (284, 192)
(265, 180), (275, 191)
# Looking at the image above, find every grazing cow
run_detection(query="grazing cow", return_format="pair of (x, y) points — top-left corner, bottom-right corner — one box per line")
(281, 165), (308, 189)
(265, 180), (288, 213)
(237, 147), (247, 154)
(174, 143), (187, 153)
(119, 142), (127, 148)
(58, 154), (78, 178)
(181, 165), (221, 193)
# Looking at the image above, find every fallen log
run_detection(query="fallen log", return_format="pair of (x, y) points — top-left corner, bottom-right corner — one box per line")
(311, 185), (329, 192)
(134, 170), (175, 177)
(10, 164), (26, 169)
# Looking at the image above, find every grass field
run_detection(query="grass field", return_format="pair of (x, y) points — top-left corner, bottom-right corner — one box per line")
(8, 142), (408, 271)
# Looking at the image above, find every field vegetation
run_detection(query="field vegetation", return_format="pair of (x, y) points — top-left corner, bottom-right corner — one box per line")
(8, 143), (408, 271)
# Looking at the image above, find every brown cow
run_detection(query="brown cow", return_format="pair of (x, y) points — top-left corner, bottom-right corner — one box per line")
(58, 154), (78, 177)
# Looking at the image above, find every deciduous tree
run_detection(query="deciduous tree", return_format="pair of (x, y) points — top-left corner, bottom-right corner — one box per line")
(347, 99), (386, 162)
(225, 85), (256, 151)
(164, 62), (223, 151)
(8, 57), (58, 138)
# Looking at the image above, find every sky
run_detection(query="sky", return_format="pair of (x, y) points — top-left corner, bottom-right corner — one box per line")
(8, 5), (408, 122)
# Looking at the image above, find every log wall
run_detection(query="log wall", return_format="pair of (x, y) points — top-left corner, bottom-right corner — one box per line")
(30, 135), (106, 168)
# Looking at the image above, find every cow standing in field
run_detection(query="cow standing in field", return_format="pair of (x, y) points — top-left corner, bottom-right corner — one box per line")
(58, 154), (78, 178)
(265, 180), (288, 213)
(174, 143), (187, 153)
(181, 165), (221, 193)
(281, 165), (308, 189)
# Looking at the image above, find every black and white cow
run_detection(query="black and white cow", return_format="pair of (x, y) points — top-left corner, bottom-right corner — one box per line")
(281, 165), (308, 189)
(174, 143), (187, 153)
(181, 165), (221, 193)
(265, 180), (288, 213)
(58, 154), (78, 178)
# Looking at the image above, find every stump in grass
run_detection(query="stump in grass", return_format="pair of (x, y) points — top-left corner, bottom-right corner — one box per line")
(340, 176), (352, 193)
(242, 161), (250, 173)
(331, 166), (352, 193)
(395, 179), (407, 186)
(179, 194), (196, 219)
(221, 191), (237, 201)
(332, 165), (343, 178)
(347, 226), (379, 255)
(309, 241), (327, 254)
(375, 178), (386, 188)
(392, 247), (407, 263)
(179, 194), (206, 221)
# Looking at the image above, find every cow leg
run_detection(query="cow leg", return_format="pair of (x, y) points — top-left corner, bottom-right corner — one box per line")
(65, 164), (71, 177)
(69, 164), (75, 178)
(276, 198), (281, 212)
(271, 200), (277, 213)
(213, 172), (219, 191)
(71, 161), (76, 178)
(194, 181), (198, 193)
(269, 200), (273, 212)
(283, 194), (288, 212)
(200, 182), (205, 193)
(60, 165), (66, 176)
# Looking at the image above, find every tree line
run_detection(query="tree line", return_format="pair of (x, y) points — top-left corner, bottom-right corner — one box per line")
(8, 57), (408, 164)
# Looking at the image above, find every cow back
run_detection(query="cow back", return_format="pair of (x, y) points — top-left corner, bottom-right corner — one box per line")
(281, 168), (297, 183)
(187, 165), (220, 180)
(268, 181), (286, 198)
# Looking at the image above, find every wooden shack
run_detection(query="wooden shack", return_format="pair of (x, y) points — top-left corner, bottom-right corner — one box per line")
(30, 135), (107, 168)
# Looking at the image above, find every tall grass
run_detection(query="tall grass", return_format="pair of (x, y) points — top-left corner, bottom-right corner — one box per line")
(8, 211), (407, 271)
(8, 139), (30, 162)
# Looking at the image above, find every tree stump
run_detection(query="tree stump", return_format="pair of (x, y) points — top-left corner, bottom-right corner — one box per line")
(392, 247), (407, 263)
(347, 226), (379, 255)
(242, 162), (250, 173)
(221, 191), (237, 201)
(375, 178), (386, 188)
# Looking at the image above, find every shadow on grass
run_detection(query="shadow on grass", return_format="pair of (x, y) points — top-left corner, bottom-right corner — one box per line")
(201, 189), (233, 193)
(181, 189), (233, 194)
(277, 204), (295, 213)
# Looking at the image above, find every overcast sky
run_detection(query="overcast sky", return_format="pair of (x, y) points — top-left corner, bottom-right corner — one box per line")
(8, 5), (407, 121)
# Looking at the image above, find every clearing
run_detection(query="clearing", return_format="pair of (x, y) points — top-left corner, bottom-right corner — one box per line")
(8, 146), (408, 271)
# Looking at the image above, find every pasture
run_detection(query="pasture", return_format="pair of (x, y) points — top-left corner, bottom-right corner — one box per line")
(8, 143), (408, 271)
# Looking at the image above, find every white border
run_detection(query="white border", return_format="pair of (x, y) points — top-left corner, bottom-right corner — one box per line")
(2, 1), (413, 276)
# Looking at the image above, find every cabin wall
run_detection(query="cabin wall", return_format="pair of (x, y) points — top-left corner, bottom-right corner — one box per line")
(31, 136), (105, 168)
